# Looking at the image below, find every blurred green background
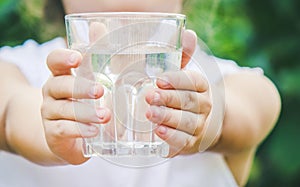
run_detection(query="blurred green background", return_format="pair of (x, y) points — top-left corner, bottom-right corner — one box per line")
(0, 0), (299, 186)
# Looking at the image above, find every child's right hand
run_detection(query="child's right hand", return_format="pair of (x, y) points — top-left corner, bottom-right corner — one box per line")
(41, 49), (111, 164)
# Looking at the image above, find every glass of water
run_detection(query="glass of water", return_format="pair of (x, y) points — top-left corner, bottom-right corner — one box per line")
(65, 12), (186, 160)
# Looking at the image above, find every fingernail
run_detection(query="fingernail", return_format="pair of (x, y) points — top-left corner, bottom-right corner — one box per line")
(89, 85), (101, 98)
(96, 109), (106, 119)
(158, 77), (171, 88)
(150, 106), (160, 119)
(68, 52), (80, 65)
(148, 106), (166, 124)
(157, 125), (167, 135)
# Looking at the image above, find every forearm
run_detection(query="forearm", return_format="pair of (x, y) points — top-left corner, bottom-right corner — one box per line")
(0, 62), (66, 165)
(5, 86), (67, 166)
(211, 72), (281, 154)
(208, 72), (280, 186)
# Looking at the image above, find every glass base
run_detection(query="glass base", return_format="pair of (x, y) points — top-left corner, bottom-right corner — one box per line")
(82, 141), (169, 158)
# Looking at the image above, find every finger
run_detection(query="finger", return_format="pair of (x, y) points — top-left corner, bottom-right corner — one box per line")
(74, 23), (109, 80)
(47, 49), (82, 76)
(154, 125), (196, 157)
(89, 22), (108, 43)
(42, 99), (111, 124)
(44, 120), (99, 139)
(145, 89), (211, 114)
(181, 29), (197, 68)
(44, 121), (92, 164)
(44, 76), (104, 99)
(156, 70), (209, 92)
(146, 106), (205, 135)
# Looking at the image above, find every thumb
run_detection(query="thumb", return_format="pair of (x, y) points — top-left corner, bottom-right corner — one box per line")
(47, 49), (82, 76)
(181, 29), (197, 68)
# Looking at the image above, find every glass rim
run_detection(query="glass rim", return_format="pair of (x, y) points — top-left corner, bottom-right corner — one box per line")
(65, 12), (186, 21)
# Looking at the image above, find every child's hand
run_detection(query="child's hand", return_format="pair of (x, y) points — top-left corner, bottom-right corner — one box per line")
(145, 70), (213, 157)
(145, 29), (218, 157)
(41, 49), (111, 164)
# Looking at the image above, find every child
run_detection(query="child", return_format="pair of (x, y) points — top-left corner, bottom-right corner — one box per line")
(0, 0), (281, 186)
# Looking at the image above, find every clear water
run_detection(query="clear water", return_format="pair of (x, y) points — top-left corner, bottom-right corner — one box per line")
(76, 46), (182, 157)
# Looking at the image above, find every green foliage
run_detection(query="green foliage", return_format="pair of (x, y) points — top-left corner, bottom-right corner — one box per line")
(0, 0), (64, 46)
(246, 0), (300, 186)
(0, 0), (34, 45)
(184, 0), (253, 65)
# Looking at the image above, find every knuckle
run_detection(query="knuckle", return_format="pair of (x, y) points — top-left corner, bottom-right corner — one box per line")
(195, 78), (208, 92)
(53, 120), (68, 138)
(202, 95), (212, 114)
(162, 108), (173, 124)
(165, 90), (175, 106)
(190, 71), (208, 92)
(181, 91), (196, 111)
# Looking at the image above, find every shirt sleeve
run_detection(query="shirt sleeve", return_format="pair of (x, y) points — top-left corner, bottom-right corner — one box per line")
(0, 37), (66, 88)
(184, 46), (264, 84)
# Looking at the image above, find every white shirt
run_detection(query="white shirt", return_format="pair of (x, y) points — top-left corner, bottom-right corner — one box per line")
(0, 37), (262, 187)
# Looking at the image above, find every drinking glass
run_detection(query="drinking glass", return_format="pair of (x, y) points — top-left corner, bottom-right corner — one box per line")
(65, 12), (186, 159)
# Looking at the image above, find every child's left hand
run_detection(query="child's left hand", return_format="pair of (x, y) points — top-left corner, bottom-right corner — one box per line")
(145, 69), (213, 157)
(144, 29), (220, 157)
